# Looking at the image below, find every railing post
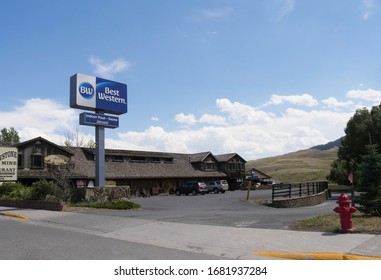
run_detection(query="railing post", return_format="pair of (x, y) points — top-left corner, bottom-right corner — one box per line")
(289, 184), (292, 198)
(299, 183), (302, 197)
(272, 185), (275, 200)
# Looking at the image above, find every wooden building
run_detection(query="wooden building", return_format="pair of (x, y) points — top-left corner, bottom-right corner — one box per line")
(14, 137), (247, 195)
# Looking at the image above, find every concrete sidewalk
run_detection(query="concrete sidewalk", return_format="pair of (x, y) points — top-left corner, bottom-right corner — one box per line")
(1, 206), (380, 260)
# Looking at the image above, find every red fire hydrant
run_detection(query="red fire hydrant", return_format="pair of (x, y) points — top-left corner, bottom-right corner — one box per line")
(333, 193), (357, 233)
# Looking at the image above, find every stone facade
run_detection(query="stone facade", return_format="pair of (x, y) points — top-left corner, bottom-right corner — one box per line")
(85, 186), (130, 202)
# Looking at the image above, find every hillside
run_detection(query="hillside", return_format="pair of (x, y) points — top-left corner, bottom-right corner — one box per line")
(247, 147), (339, 183)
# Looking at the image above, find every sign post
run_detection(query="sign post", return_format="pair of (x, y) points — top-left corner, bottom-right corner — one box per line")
(70, 73), (127, 187)
(247, 168), (255, 201)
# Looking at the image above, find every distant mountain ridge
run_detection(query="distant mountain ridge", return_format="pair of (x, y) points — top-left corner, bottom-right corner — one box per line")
(310, 137), (343, 151)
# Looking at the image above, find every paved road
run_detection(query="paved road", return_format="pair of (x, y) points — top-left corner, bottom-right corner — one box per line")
(2, 190), (379, 260)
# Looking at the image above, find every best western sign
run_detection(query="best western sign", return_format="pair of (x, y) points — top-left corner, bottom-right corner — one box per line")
(70, 73), (127, 115)
(0, 147), (17, 182)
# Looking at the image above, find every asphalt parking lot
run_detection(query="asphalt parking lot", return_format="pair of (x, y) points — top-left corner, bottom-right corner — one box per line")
(79, 189), (338, 229)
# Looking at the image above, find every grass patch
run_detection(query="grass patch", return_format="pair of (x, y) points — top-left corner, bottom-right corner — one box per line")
(73, 200), (141, 210)
(289, 212), (381, 234)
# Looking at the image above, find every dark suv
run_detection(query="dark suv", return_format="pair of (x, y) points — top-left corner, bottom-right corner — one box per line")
(175, 181), (207, 196)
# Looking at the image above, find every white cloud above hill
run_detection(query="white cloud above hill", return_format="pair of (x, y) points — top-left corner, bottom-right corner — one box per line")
(0, 90), (376, 160)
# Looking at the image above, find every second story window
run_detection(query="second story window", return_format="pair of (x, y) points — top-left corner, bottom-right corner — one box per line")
(31, 141), (44, 169)
(205, 162), (215, 170)
(228, 162), (236, 171)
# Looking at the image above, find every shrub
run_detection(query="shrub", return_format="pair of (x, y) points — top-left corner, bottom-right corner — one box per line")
(75, 200), (141, 210)
(0, 182), (29, 199)
(30, 179), (62, 200)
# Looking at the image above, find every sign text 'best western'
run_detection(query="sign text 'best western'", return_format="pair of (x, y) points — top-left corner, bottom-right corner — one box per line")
(70, 73), (127, 115)
(0, 147), (18, 181)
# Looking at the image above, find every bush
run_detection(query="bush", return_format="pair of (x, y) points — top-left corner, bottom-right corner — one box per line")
(0, 182), (31, 200)
(30, 179), (62, 200)
(74, 200), (141, 210)
(0, 182), (25, 197)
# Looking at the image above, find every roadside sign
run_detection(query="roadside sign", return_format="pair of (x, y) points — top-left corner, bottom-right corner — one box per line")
(0, 147), (17, 181)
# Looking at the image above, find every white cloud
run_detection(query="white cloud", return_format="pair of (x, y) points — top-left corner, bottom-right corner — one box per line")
(362, 0), (379, 20)
(199, 114), (226, 125)
(0, 98), (78, 144)
(278, 0), (295, 18)
(89, 56), (131, 78)
(175, 112), (226, 126)
(175, 113), (197, 125)
(190, 7), (233, 21)
(270, 0), (295, 20)
(0, 93), (365, 160)
(322, 97), (354, 109)
(267, 93), (319, 107)
(346, 88), (381, 102)
(115, 103), (351, 160)
(151, 117), (159, 122)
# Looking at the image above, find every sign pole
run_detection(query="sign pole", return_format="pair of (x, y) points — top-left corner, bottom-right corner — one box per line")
(247, 168), (255, 201)
(95, 110), (105, 187)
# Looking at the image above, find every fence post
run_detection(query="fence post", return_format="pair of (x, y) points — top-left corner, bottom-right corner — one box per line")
(272, 185), (275, 201)
(289, 184), (292, 198)
(299, 183), (302, 197)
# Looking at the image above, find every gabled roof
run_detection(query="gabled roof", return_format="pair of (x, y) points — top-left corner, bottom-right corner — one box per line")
(189, 152), (214, 163)
(246, 167), (272, 179)
(15, 136), (73, 156)
(215, 153), (247, 163)
(68, 147), (227, 179)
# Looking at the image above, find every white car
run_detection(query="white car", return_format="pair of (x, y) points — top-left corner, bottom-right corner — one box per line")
(206, 180), (229, 193)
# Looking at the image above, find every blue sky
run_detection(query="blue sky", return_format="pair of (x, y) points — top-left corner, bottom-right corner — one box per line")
(1, 0), (381, 160)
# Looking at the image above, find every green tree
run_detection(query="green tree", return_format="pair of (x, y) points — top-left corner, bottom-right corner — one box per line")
(0, 127), (20, 145)
(356, 145), (381, 216)
(328, 105), (381, 184)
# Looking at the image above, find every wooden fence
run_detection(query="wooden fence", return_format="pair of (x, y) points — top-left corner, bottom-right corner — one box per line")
(272, 181), (329, 200)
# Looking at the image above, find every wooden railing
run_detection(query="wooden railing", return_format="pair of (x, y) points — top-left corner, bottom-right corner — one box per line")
(272, 181), (329, 200)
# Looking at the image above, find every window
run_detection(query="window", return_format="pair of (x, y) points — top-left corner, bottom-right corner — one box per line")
(112, 156), (124, 162)
(164, 157), (173, 164)
(31, 154), (44, 168)
(33, 141), (42, 153)
(131, 156), (146, 162)
(31, 141), (44, 168)
(228, 162), (236, 171)
(151, 157), (161, 163)
(237, 162), (245, 171)
(205, 162), (215, 170)
(18, 153), (24, 169)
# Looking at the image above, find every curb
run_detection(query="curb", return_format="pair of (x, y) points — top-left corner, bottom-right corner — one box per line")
(255, 251), (381, 260)
(0, 212), (31, 221)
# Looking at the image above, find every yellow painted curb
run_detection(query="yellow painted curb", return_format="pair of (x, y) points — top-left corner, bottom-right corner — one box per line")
(255, 251), (381, 260)
(1, 212), (31, 221)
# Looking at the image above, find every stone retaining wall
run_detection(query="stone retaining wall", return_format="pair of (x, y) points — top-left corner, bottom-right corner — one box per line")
(271, 190), (329, 208)
(85, 186), (130, 202)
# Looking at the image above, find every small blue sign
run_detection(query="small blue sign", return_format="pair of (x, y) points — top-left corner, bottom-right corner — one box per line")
(79, 112), (119, 129)
(251, 168), (255, 179)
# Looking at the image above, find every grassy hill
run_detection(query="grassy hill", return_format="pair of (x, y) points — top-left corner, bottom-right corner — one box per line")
(247, 147), (338, 183)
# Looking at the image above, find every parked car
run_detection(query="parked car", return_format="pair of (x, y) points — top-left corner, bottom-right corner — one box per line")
(175, 181), (207, 196)
(206, 180), (229, 194)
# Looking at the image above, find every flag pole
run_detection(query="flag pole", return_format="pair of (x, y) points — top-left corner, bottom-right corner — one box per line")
(348, 170), (355, 207)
